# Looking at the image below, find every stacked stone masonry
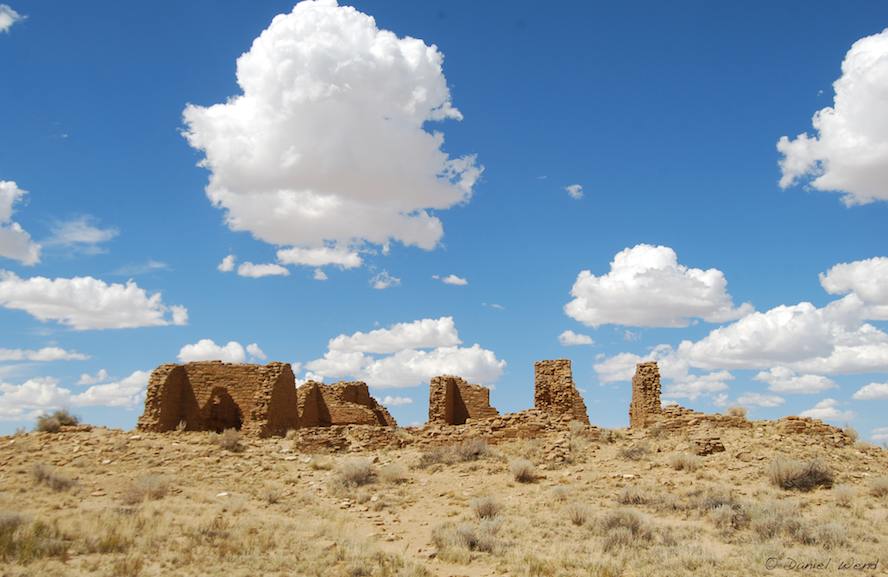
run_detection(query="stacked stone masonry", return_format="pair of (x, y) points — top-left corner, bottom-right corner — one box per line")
(629, 361), (662, 428)
(533, 359), (590, 424)
(297, 381), (396, 428)
(428, 375), (499, 425)
(137, 361), (299, 437)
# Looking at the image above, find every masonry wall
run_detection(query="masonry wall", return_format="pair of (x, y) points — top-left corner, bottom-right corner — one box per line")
(297, 381), (396, 427)
(428, 375), (499, 425)
(629, 361), (661, 428)
(533, 359), (590, 424)
(137, 361), (298, 437)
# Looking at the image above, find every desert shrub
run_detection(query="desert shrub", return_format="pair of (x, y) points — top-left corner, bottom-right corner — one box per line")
(418, 438), (489, 468)
(432, 519), (502, 560)
(336, 458), (376, 487)
(121, 475), (169, 505)
(34, 410), (79, 433)
(833, 485), (855, 507)
(725, 406), (747, 419)
(768, 458), (833, 491)
(813, 521), (847, 549)
(260, 486), (282, 505)
(379, 463), (408, 484)
(668, 452), (701, 472)
(842, 426), (858, 442)
(470, 496), (502, 520)
(309, 456), (333, 471)
(601, 429), (624, 443)
(601, 527), (634, 552)
(565, 502), (591, 526)
(618, 443), (649, 461)
(597, 509), (652, 551)
(689, 488), (736, 512)
(709, 504), (750, 533)
(748, 500), (799, 540)
(0, 514), (68, 563)
(617, 485), (647, 505)
(509, 459), (536, 483)
(568, 420), (585, 435)
(869, 476), (888, 498)
(31, 464), (75, 492)
(216, 428), (243, 452)
(551, 486), (570, 502)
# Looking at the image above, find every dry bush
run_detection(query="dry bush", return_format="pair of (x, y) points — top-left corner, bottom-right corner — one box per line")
(618, 443), (649, 461)
(814, 521), (847, 549)
(216, 428), (243, 452)
(509, 459), (536, 483)
(668, 452), (701, 472)
(725, 406), (747, 419)
(432, 519), (503, 560)
(768, 458), (833, 491)
(551, 486), (570, 502)
(870, 476), (888, 498)
(842, 426), (858, 442)
(260, 486), (282, 505)
(597, 509), (652, 551)
(689, 488), (737, 512)
(617, 485), (648, 505)
(470, 496), (502, 520)
(336, 459), (376, 487)
(568, 420), (586, 435)
(709, 504), (750, 533)
(34, 409), (80, 433)
(31, 463), (75, 492)
(833, 484), (855, 507)
(121, 475), (169, 505)
(565, 502), (591, 526)
(379, 463), (408, 484)
(0, 513), (68, 563)
(419, 438), (490, 468)
(309, 456), (333, 471)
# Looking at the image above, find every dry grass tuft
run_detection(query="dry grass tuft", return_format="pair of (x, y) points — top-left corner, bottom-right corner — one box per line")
(618, 443), (649, 461)
(0, 513), (68, 563)
(34, 409), (79, 433)
(565, 502), (591, 526)
(432, 519), (503, 561)
(617, 485), (648, 505)
(509, 458), (537, 483)
(470, 496), (502, 520)
(842, 426), (858, 442)
(596, 509), (652, 551)
(419, 438), (490, 468)
(336, 458), (376, 488)
(668, 452), (701, 471)
(379, 463), (408, 484)
(215, 428), (244, 452)
(768, 458), (833, 491)
(725, 406), (747, 419)
(121, 475), (169, 505)
(869, 476), (888, 498)
(833, 484), (855, 507)
(31, 463), (75, 492)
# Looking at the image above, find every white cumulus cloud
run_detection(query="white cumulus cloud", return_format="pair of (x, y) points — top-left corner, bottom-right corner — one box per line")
(565, 244), (751, 328)
(43, 216), (118, 254)
(736, 392), (785, 408)
(0, 4), (24, 33)
(753, 367), (836, 394)
(381, 395), (413, 406)
(565, 184), (583, 200)
(72, 370), (149, 408)
(313, 269), (328, 281)
(0, 181), (40, 265)
(77, 369), (109, 385)
(0, 347), (89, 362)
(820, 256), (888, 319)
(178, 339), (246, 363)
(304, 316), (504, 388)
(0, 270), (187, 330)
(246, 343), (266, 360)
(852, 382), (888, 400)
(218, 254), (236, 272)
(277, 246), (362, 269)
(370, 271), (400, 290)
(799, 398), (855, 422)
(872, 426), (888, 442)
(778, 28), (888, 205)
(432, 274), (468, 286)
(237, 262), (290, 278)
(182, 0), (481, 266)
(558, 330), (594, 347)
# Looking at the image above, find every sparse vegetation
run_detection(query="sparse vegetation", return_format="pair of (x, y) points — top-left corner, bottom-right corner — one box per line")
(216, 428), (244, 452)
(842, 426), (859, 442)
(121, 475), (169, 505)
(725, 406), (747, 419)
(34, 409), (80, 433)
(335, 458), (376, 488)
(418, 438), (490, 468)
(617, 485), (648, 505)
(668, 452), (701, 471)
(509, 458), (536, 483)
(870, 476), (888, 498)
(470, 496), (502, 520)
(0, 513), (68, 563)
(432, 519), (503, 561)
(768, 458), (834, 491)
(379, 463), (408, 484)
(618, 443), (649, 461)
(31, 463), (75, 492)
(565, 502), (591, 526)
(833, 484), (855, 507)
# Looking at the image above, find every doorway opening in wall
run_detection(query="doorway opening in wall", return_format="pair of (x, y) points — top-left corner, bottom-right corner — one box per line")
(206, 387), (243, 432)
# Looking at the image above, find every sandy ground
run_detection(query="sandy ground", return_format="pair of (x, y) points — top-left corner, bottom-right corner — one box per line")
(0, 422), (886, 577)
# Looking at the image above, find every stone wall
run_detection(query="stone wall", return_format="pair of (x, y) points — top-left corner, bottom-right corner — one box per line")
(629, 361), (662, 428)
(137, 361), (298, 437)
(297, 381), (396, 427)
(428, 375), (499, 425)
(533, 359), (590, 424)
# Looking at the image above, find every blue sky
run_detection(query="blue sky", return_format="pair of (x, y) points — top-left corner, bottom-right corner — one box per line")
(1, 1), (887, 440)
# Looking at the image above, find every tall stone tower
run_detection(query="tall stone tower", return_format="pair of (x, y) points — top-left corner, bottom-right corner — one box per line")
(629, 361), (661, 428)
(533, 359), (590, 424)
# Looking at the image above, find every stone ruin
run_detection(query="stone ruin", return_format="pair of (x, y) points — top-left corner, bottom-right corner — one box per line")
(428, 375), (499, 425)
(629, 361), (662, 428)
(297, 381), (396, 427)
(137, 361), (299, 437)
(533, 359), (590, 424)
